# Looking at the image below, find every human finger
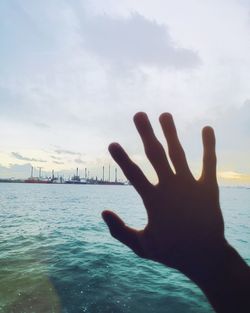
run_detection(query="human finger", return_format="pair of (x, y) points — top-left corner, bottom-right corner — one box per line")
(159, 113), (193, 177)
(109, 142), (152, 196)
(134, 112), (173, 182)
(201, 126), (217, 184)
(102, 210), (145, 257)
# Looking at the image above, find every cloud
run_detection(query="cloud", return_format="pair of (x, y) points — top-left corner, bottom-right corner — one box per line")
(54, 149), (80, 156)
(218, 171), (250, 181)
(11, 152), (47, 163)
(212, 100), (250, 150)
(74, 158), (85, 164)
(0, 163), (33, 178)
(79, 12), (201, 69)
(50, 155), (62, 160)
(0, 0), (249, 184)
(53, 161), (64, 165)
(0, 2), (202, 140)
(176, 100), (250, 176)
(0, 163), (61, 179)
(33, 122), (50, 129)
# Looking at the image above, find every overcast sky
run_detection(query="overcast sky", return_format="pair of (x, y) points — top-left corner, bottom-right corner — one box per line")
(0, 0), (250, 184)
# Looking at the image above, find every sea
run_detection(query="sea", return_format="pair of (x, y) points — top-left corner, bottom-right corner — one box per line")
(0, 183), (249, 313)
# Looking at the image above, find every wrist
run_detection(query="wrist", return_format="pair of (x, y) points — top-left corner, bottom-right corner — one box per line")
(181, 239), (231, 286)
(188, 242), (249, 289)
(179, 241), (250, 313)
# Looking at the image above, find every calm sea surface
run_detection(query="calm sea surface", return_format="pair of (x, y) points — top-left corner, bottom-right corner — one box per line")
(0, 184), (249, 313)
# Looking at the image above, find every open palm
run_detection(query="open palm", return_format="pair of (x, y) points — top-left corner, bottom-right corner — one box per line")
(102, 112), (226, 278)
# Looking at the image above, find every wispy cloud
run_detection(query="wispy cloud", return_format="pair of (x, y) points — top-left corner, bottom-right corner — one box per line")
(218, 171), (250, 182)
(75, 158), (85, 164)
(54, 149), (80, 156)
(33, 122), (50, 129)
(50, 155), (62, 160)
(53, 160), (64, 165)
(11, 152), (47, 163)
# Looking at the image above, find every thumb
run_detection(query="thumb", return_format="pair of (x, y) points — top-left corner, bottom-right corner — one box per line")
(102, 210), (144, 257)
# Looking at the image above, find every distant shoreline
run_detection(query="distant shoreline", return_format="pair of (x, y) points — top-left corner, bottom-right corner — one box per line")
(0, 179), (128, 186)
(0, 179), (248, 188)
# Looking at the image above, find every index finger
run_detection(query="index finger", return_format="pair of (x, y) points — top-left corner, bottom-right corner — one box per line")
(109, 143), (152, 197)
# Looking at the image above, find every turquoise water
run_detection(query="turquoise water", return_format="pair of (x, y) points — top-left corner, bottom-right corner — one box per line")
(0, 184), (249, 313)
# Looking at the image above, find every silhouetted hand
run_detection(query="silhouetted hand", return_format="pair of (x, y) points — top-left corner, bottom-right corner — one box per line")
(102, 112), (250, 313)
(103, 112), (226, 277)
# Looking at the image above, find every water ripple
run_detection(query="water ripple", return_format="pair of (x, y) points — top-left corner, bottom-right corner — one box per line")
(0, 184), (249, 312)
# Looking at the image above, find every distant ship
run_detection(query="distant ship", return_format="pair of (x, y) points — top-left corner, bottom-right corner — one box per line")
(24, 178), (52, 184)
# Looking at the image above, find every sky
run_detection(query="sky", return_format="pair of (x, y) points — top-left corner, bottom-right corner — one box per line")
(0, 0), (250, 184)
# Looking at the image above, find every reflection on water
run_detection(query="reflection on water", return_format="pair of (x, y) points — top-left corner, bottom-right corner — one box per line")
(0, 184), (249, 312)
(1, 258), (61, 312)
